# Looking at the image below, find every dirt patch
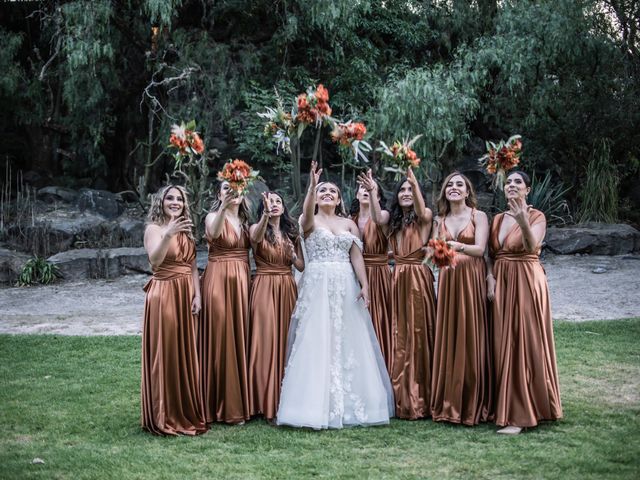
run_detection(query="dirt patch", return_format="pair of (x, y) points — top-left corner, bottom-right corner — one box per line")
(0, 254), (639, 336)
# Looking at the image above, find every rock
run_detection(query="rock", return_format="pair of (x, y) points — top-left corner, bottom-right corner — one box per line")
(0, 247), (31, 284)
(545, 223), (640, 255)
(31, 458), (45, 465)
(117, 217), (145, 247)
(76, 189), (124, 219)
(115, 191), (140, 203)
(37, 186), (79, 203)
(592, 267), (607, 274)
(48, 247), (150, 280)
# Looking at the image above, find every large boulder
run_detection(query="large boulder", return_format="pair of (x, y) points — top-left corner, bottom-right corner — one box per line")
(37, 186), (79, 204)
(0, 247), (31, 284)
(48, 247), (149, 280)
(76, 188), (124, 219)
(116, 217), (145, 247)
(545, 223), (640, 255)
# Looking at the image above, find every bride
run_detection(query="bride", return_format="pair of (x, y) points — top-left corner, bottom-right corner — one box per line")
(277, 162), (394, 429)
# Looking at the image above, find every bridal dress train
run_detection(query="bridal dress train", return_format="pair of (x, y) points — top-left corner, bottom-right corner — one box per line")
(277, 228), (394, 429)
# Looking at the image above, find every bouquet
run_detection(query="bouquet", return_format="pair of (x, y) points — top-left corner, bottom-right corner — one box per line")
(258, 89), (295, 154)
(425, 238), (458, 269)
(217, 159), (260, 196)
(168, 120), (205, 166)
(330, 121), (371, 163)
(479, 134), (522, 190)
(296, 84), (332, 127)
(378, 135), (422, 177)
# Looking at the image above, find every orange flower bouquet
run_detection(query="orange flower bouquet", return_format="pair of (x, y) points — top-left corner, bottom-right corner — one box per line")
(296, 84), (333, 128)
(217, 159), (260, 196)
(425, 238), (458, 269)
(379, 135), (422, 177)
(169, 120), (204, 154)
(330, 121), (372, 163)
(479, 134), (522, 190)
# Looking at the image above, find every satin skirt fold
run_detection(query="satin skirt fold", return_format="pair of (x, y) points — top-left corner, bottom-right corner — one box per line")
(248, 271), (297, 420)
(391, 263), (436, 419)
(492, 258), (563, 427)
(141, 274), (207, 435)
(431, 256), (492, 425)
(365, 261), (393, 374)
(199, 258), (251, 424)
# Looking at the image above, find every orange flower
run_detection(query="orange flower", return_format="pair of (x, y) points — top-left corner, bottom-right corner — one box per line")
(169, 134), (187, 151)
(427, 238), (457, 269)
(189, 132), (205, 154)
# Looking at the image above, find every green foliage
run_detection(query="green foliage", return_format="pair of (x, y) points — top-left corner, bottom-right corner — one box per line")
(371, 66), (480, 182)
(577, 139), (619, 223)
(529, 171), (572, 225)
(17, 257), (61, 286)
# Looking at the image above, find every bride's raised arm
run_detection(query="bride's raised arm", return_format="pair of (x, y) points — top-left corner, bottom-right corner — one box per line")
(300, 161), (322, 235)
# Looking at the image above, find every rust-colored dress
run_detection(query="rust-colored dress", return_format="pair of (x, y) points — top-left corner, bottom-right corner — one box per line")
(357, 216), (393, 373)
(199, 218), (251, 424)
(248, 237), (297, 421)
(141, 232), (207, 435)
(431, 210), (492, 425)
(390, 222), (436, 419)
(490, 209), (562, 427)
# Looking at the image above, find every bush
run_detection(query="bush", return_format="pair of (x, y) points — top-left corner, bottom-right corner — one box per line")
(17, 257), (61, 286)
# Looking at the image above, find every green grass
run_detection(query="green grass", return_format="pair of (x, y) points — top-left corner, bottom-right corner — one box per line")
(1, 319), (639, 479)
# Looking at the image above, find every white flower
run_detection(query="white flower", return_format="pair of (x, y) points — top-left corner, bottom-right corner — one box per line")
(171, 124), (186, 140)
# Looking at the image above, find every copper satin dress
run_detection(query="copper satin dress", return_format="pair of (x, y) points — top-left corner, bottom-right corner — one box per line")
(390, 222), (436, 419)
(431, 210), (492, 425)
(141, 232), (207, 435)
(199, 218), (251, 424)
(357, 216), (393, 373)
(490, 209), (562, 427)
(248, 237), (297, 421)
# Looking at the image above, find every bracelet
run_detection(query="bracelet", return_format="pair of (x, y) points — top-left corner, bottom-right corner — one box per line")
(459, 245), (465, 252)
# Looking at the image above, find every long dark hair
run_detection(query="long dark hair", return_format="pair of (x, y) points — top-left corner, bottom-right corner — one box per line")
(436, 171), (477, 218)
(388, 176), (428, 236)
(506, 170), (531, 187)
(349, 181), (387, 218)
(256, 191), (299, 245)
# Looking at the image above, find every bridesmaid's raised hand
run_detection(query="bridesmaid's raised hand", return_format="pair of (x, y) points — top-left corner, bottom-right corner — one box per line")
(506, 197), (531, 226)
(357, 169), (377, 194)
(261, 192), (273, 218)
(164, 215), (193, 238)
(406, 166), (418, 186)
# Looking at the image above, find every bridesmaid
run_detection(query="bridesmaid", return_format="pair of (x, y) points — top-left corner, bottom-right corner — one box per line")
(487, 170), (562, 434)
(387, 167), (436, 419)
(354, 170), (393, 373)
(430, 172), (492, 426)
(141, 185), (207, 435)
(200, 181), (252, 424)
(248, 191), (304, 422)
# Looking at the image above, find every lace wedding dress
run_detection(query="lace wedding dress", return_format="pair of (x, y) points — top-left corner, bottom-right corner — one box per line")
(277, 228), (394, 429)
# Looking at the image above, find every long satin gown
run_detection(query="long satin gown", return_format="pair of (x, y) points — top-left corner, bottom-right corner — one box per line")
(248, 237), (298, 421)
(141, 231), (207, 435)
(431, 210), (492, 425)
(356, 216), (393, 373)
(490, 209), (562, 427)
(199, 218), (251, 424)
(390, 223), (436, 419)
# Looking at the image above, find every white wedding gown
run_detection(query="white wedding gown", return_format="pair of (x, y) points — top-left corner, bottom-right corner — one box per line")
(277, 227), (394, 429)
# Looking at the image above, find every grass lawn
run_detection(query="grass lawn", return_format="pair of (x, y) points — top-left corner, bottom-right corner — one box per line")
(1, 319), (639, 479)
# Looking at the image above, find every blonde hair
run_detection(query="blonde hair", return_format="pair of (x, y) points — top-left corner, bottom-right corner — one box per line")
(147, 185), (194, 239)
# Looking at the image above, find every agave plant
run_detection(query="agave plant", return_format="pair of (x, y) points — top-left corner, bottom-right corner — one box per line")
(528, 171), (572, 225)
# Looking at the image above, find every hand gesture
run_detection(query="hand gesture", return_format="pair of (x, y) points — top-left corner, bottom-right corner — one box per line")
(447, 240), (464, 253)
(164, 215), (193, 238)
(309, 161), (323, 191)
(486, 275), (496, 302)
(357, 169), (377, 194)
(356, 286), (370, 309)
(220, 190), (239, 211)
(406, 166), (418, 186)
(284, 239), (297, 262)
(261, 192), (273, 218)
(506, 196), (531, 226)
(191, 295), (201, 315)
